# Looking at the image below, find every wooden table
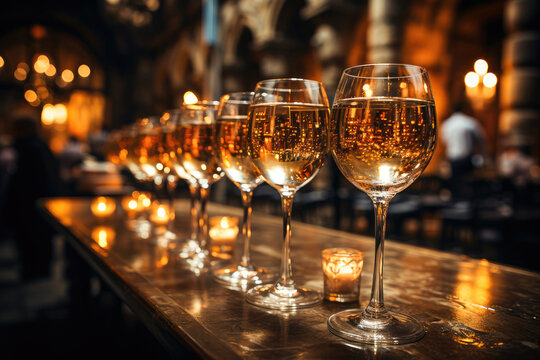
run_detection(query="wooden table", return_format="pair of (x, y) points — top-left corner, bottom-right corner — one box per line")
(40, 197), (540, 359)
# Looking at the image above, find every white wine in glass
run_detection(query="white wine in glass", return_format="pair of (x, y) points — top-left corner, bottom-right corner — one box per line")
(328, 64), (437, 344)
(246, 78), (329, 310)
(213, 92), (275, 290)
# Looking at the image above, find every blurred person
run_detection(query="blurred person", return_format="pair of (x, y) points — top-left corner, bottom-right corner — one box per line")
(441, 100), (487, 198)
(441, 100), (487, 179)
(1, 114), (62, 281)
(499, 142), (535, 188)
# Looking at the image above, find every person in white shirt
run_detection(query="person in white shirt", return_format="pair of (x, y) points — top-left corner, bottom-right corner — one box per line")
(441, 100), (487, 179)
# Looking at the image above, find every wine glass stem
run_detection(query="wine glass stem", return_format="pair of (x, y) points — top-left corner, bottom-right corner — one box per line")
(167, 177), (177, 231)
(278, 193), (295, 289)
(365, 199), (390, 320)
(240, 190), (254, 268)
(188, 184), (199, 241)
(198, 184), (210, 251)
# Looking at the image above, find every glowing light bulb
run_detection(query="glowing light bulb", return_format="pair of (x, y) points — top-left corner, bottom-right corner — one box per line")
(474, 59), (488, 76)
(483, 72), (497, 88)
(464, 72), (480, 88)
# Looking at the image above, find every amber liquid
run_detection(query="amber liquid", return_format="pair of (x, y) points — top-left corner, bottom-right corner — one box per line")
(331, 97), (437, 196)
(248, 103), (329, 191)
(133, 132), (162, 178)
(216, 115), (263, 188)
(176, 123), (223, 184)
(164, 129), (191, 181)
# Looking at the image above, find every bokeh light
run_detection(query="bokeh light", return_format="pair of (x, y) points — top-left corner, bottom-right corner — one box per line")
(464, 71), (480, 88)
(54, 104), (68, 124)
(24, 89), (38, 103)
(61, 69), (74, 82)
(474, 59), (488, 76)
(34, 54), (50, 73)
(45, 64), (57, 77)
(41, 104), (56, 125)
(78, 64), (91, 77)
(483, 72), (498, 88)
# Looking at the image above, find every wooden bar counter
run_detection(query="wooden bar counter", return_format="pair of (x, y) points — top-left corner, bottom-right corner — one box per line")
(40, 197), (540, 359)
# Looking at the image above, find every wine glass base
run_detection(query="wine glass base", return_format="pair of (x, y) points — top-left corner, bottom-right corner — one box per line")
(246, 283), (322, 310)
(327, 309), (425, 345)
(213, 265), (275, 290)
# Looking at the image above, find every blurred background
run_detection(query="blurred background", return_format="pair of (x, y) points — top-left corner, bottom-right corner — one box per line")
(0, 0), (539, 357)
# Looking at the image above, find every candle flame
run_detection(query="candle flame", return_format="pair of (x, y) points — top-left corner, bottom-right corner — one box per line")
(183, 91), (198, 105)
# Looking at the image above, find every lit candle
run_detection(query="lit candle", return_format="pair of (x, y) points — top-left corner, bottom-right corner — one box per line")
(90, 196), (116, 217)
(91, 226), (116, 249)
(209, 216), (239, 259)
(322, 248), (364, 302)
(121, 192), (142, 214)
(150, 202), (173, 225)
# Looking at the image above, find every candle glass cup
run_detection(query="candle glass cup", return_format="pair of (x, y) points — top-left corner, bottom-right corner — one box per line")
(322, 248), (364, 303)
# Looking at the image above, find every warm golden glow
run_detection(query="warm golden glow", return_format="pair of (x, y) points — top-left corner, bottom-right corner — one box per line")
(45, 64), (56, 77)
(474, 59), (488, 76)
(483, 72), (497, 88)
(464, 72), (480, 88)
(54, 104), (68, 124)
(91, 226), (116, 249)
(61, 69), (74, 82)
(454, 261), (492, 318)
(183, 91), (198, 104)
(14, 67), (27, 81)
(378, 164), (394, 183)
(90, 196), (116, 217)
(150, 203), (172, 225)
(24, 90), (38, 103)
(78, 64), (91, 78)
(34, 54), (50, 73)
(0, 56), (4, 68)
(41, 104), (56, 125)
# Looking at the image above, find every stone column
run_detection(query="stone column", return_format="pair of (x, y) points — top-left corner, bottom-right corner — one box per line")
(499, 0), (540, 159)
(367, 0), (407, 63)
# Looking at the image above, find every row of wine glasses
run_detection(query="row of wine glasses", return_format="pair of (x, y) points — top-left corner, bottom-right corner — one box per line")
(103, 63), (437, 345)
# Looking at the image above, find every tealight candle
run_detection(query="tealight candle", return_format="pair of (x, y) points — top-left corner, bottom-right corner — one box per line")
(91, 226), (116, 249)
(90, 196), (116, 217)
(150, 202), (174, 225)
(209, 216), (239, 259)
(322, 248), (364, 302)
(121, 193), (142, 214)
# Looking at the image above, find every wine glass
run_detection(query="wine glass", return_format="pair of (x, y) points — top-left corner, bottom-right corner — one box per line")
(245, 78), (330, 309)
(162, 108), (201, 257)
(133, 115), (175, 242)
(328, 64), (437, 344)
(212, 92), (275, 289)
(175, 101), (223, 267)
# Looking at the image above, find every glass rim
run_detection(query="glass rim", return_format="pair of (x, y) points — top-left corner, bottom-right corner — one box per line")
(342, 63), (428, 79)
(322, 247), (364, 259)
(220, 91), (255, 105)
(255, 77), (323, 92)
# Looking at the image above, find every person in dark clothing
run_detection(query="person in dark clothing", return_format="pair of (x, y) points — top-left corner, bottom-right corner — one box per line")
(2, 114), (62, 281)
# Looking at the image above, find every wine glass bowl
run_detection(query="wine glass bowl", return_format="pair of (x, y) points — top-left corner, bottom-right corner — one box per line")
(328, 64), (437, 344)
(245, 78), (329, 309)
